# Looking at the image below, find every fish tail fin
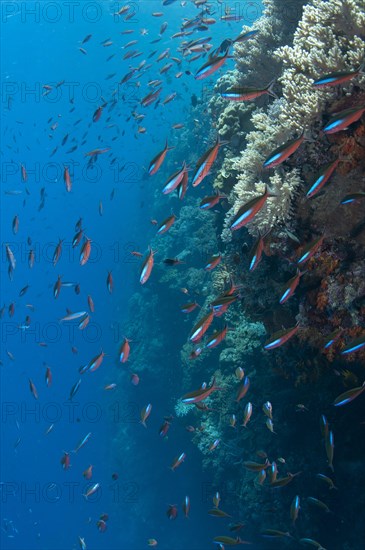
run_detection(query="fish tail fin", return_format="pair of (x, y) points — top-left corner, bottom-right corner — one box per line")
(166, 139), (175, 152)
(303, 129), (315, 142)
(261, 227), (272, 239)
(265, 184), (278, 198)
(217, 135), (230, 147)
(266, 79), (278, 99)
(338, 153), (354, 166)
(211, 378), (223, 392)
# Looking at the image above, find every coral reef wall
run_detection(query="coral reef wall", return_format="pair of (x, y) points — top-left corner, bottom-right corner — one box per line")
(213, 0), (365, 239)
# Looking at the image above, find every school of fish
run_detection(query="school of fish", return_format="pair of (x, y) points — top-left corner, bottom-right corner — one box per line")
(2, 1), (365, 549)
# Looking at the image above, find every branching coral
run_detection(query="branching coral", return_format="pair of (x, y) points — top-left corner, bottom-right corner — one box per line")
(208, 0), (305, 169)
(174, 400), (193, 418)
(219, 310), (266, 363)
(220, 0), (365, 240)
(275, 0), (365, 130)
(234, 0), (307, 78)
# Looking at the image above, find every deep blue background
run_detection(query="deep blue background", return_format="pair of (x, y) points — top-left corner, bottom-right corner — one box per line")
(0, 1), (262, 549)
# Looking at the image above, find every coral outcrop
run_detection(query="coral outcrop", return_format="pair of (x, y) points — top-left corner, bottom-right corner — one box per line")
(214, 0), (365, 239)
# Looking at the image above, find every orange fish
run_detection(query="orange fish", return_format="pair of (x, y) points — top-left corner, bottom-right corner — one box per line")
(53, 275), (62, 299)
(177, 167), (189, 200)
(162, 162), (187, 194)
(87, 295), (95, 312)
(119, 337), (131, 363)
(85, 148), (110, 157)
(189, 311), (214, 343)
(182, 377), (220, 404)
(130, 373), (139, 385)
(29, 378), (38, 399)
(170, 452), (186, 471)
(45, 366), (52, 387)
(61, 451), (71, 470)
(192, 136), (228, 187)
(83, 482), (100, 499)
(140, 247), (156, 284)
(28, 249), (35, 269)
(80, 238), (92, 266)
(236, 376), (250, 402)
(205, 325), (228, 349)
(21, 164), (27, 181)
(64, 166), (72, 192)
(6, 244), (16, 270)
(148, 139), (174, 175)
(182, 495), (190, 518)
(230, 186), (274, 231)
(157, 214), (176, 235)
(83, 465), (93, 479)
(181, 302), (199, 314)
(12, 215), (19, 234)
(140, 403), (152, 427)
(53, 239), (63, 266)
(209, 439), (220, 451)
(106, 271), (114, 293)
(93, 106), (103, 122)
(204, 253), (222, 271)
(104, 383), (117, 391)
(87, 350), (106, 373)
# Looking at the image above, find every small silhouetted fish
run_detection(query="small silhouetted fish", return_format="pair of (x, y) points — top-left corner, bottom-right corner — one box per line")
(164, 258), (184, 266)
(19, 285), (29, 297)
